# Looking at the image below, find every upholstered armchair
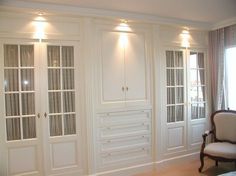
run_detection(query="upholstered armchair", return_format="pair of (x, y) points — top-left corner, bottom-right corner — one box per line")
(199, 110), (236, 172)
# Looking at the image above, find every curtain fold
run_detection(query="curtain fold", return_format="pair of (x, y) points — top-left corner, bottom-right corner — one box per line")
(209, 24), (236, 112)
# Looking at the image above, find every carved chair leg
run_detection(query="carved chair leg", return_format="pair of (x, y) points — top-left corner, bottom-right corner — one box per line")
(215, 161), (218, 167)
(199, 153), (204, 172)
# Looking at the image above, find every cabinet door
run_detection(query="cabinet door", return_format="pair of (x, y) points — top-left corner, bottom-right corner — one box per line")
(125, 33), (146, 102)
(1, 43), (43, 176)
(101, 31), (125, 103)
(42, 43), (83, 176)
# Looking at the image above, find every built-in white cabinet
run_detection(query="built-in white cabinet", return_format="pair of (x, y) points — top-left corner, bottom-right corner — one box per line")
(95, 110), (152, 171)
(160, 48), (209, 158)
(96, 24), (151, 109)
(0, 40), (85, 176)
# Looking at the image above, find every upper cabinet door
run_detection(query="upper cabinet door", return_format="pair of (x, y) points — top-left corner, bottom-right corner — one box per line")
(125, 33), (146, 102)
(101, 31), (125, 103)
(97, 24), (151, 110)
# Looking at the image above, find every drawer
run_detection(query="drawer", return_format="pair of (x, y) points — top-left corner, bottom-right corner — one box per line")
(99, 145), (151, 166)
(99, 122), (151, 139)
(98, 110), (151, 126)
(100, 134), (151, 151)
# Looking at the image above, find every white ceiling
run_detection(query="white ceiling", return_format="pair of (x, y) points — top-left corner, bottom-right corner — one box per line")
(1, 0), (236, 27)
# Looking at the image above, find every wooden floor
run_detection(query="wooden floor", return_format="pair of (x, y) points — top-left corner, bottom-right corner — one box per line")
(134, 159), (236, 176)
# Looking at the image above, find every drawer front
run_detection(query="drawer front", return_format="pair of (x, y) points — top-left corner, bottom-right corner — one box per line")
(96, 110), (152, 170)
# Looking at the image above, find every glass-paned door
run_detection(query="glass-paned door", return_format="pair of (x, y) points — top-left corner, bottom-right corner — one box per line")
(166, 50), (185, 123)
(4, 44), (36, 141)
(189, 52), (206, 119)
(47, 45), (76, 137)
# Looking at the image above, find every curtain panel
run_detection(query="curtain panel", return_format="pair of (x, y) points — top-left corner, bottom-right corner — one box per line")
(209, 24), (236, 112)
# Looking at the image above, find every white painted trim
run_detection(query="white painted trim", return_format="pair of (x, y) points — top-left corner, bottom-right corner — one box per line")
(0, 0), (212, 30)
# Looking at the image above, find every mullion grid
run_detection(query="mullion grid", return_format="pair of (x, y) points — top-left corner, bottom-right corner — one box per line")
(48, 45), (76, 137)
(190, 52), (206, 119)
(4, 44), (36, 141)
(166, 51), (184, 123)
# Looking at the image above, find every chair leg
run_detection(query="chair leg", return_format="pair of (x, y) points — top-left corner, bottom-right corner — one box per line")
(215, 161), (218, 167)
(199, 153), (204, 172)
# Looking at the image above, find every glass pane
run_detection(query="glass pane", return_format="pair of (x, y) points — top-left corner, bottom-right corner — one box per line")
(175, 51), (183, 67)
(63, 69), (74, 90)
(62, 46), (74, 67)
(167, 88), (175, 104)
(4, 69), (19, 92)
(166, 51), (174, 67)
(63, 92), (75, 112)
(190, 87), (198, 102)
(48, 46), (60, 67)
(191, 104), (198, 119)
(4, 45), (18, 67)
(176, 69), (183, 85)
(21, 69), (34, 91)
(48, 92), (61, 113)
(197, 53), (204, 68)
(50, 115), (62, 136)
(64, 114), (76, 135)
(190, 52), (197, 68)
(198, 70), (205, 85)
(176, 87), (184, 103)
(21, 93), (35, 115)
(23, 116), (36, 139)
(198, 86), (205, 102)
(166, 69), (175, 86)
(176, 105), (184, 121)
(199, 103), (205, 118)
(190, 70), (197, 86)
(48, 69), (61, 90)
(20, 45), (34, 67)
(167, 106), (175, 123)
(5, 94), (20, 116)
(6, 118), (21, 141)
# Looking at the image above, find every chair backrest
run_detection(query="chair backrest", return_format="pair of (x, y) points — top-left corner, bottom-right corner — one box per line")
(212, 110), (236, 143)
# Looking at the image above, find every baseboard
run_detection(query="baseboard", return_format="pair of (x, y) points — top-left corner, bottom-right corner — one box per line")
(154, 152), (200, 170)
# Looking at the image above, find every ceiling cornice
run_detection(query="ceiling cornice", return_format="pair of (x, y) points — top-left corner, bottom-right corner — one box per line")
(0, 0), (213, 30)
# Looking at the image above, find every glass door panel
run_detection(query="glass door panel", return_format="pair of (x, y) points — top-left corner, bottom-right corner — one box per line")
(4, 44), (36, 141)
(47, 45), (76, 137)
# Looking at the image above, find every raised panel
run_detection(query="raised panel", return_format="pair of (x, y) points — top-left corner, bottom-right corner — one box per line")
(191, 123), (205, 144)
(51, 142), (77, 169)
(125, 33), (146, 101)
(167, 127), (184, 149)
(101, 31), (124, 103)
(8, 146), (38, 175)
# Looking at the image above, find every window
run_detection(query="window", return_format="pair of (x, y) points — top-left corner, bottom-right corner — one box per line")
(225, 47), (236, 110)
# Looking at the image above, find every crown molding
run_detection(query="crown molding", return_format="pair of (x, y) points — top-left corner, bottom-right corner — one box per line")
(212, 16), (236, 30)
(0, 0), (212, 30)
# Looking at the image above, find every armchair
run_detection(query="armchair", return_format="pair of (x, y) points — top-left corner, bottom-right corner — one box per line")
(199, 110), (236, 172)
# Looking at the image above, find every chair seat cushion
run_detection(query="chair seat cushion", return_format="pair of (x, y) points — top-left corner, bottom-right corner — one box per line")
(204, 142), (236, 159)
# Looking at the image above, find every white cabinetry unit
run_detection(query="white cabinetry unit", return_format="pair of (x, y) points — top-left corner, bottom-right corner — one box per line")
(95, 110), (152, 171)
(96, 24), (150, 109)
(160, 48), (208, 158)
(0, 40), (84, 176)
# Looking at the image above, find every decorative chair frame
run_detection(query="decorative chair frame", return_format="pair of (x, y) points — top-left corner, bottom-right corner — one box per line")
(199, 110), (236, 172)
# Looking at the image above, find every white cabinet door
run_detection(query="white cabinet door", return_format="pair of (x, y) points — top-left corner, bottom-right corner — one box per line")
(41, 43), (83, 176)
(101, 31), (125, 103)
(0, 42), (43, 176)
(0, 41), (84, 176)
(125, 33), (146, 102)
(99, 28), (149, 108)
